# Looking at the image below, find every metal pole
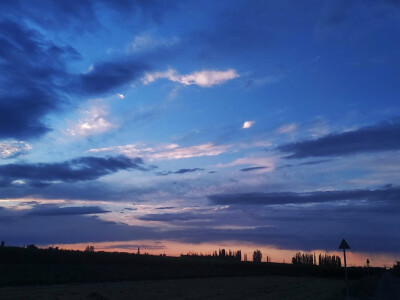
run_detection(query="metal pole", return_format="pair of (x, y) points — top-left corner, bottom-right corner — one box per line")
(343, 249), (349, 299)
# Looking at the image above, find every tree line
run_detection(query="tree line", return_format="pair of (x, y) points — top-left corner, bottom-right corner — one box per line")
(291, 252), (341, 267)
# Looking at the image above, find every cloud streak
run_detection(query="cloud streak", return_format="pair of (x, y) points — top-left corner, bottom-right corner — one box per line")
(0, 155), (146, 187)
(90, 142), (231, 161)
(209, 186), (400, 206)
(278, 120), (400, 158)
(142, 68), (239, 87)
(239, 166), (268, 172)
(155, 168), (204, 176)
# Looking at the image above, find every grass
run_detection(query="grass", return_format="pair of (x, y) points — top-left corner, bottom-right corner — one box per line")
(0, 276), (345, 300)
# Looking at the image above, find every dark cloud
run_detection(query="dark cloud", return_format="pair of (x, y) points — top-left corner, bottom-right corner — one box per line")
(0, 180), (156, 202)
(0, 155), (146, 187)
(138, 212), (210, 222)
(0, 0), (172, 32)
(0, 206), (159, 246)
(240, 166), (268, 172)
(0, 20), (78, 139)
(156, 206), (176, 210)
(72, 61), (148, 96)
(28, 205), (110, 216)
(278, 120), (400, 158)
(0, 1), (171, 140)
(155, 168), (204, 176)
(174, 168), (204, 174)
(102, 244), (166, 251)
(277, 159), (333, 169)
(1, 200), (399, 253)
(208, 186), (400, 206)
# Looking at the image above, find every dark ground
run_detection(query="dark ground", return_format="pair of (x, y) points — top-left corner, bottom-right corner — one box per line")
(374, 271), (400, 299)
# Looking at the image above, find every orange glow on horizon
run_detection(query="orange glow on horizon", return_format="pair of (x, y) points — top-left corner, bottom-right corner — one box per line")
(46, 240), (398, 267)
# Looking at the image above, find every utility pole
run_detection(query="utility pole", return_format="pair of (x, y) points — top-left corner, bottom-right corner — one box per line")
(339, 239), (350, 300)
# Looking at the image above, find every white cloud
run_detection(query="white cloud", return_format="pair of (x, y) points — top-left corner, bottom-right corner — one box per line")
(89, 142), (231, 161)
(0, 141), (32, 159)
(277, 123), (297, 134)
(117, 93), (125, 99)
(65, 102), (115, 137)
(242, 121), (255, 129)
(142, 68), (239, 87)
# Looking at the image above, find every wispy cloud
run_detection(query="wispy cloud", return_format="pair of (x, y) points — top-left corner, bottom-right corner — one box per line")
(142, 68), (239, 87)
(277, 123), (297, 134)
(128, 34), (179, 53)
(65, 102), (115, 137)
(0, 141), (32, 159)
(216, 156), (275, 172)
(89, 142), (232, 161)
(208, 185), (400, 206)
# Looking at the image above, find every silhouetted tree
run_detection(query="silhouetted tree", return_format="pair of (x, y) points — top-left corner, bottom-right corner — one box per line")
(244, 253), (247, 261)
(318, 253), (341, 267)
(0, 241), (5, 247)
(253, 249), (262, 263)
(292, 252), (313, 265)
(85, 245), (95, 252)
(393, 261), (400, 277)
(26, 244), (38, 250)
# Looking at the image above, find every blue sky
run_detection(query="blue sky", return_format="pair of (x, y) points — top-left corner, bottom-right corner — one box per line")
(0, 0), (400, 264)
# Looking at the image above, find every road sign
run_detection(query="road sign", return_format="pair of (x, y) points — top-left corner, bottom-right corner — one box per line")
(339, 239), (350, 250)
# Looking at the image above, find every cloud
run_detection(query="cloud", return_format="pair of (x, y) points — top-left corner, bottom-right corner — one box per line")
(0, 155), (146, 187)
(0, 0), (172, 32)
(242, 121), (255, 129)
(174, 168), (204, 174)
(142, 68), (239, 87)
(65, 102), (115, 137)
(278, 120), (400, 159)
(239, 166), (268, 172)
(277, 159), (333, 169)
(0, 141), (32, 159)
(0, 20), (78, 139)
(277, 123), (297, 134)
(138, 212), (210, 222)
(73, 60), (148, 95)
(102, 244), (166, 251)
(90, 142), (231, 161)
(216, 156), (275, 172)
(0, 206), (160, 246)
(128, 34), (179, 53)
(208, 185), (400, 206)
(27, 205), (110, 216)
(155, 168), (204, 176)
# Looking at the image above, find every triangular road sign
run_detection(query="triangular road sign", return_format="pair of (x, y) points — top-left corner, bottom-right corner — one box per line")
(339, 238), (350, 249)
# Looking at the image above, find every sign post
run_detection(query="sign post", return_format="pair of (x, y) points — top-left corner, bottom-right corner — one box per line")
(339, 238), (350, 300)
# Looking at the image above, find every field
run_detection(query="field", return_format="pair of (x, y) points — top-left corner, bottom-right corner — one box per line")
(0, 246), (383, 299)
(0, 276), (344, 300)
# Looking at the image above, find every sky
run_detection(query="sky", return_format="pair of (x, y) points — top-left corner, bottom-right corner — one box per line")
(0, 0), (400, 266)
